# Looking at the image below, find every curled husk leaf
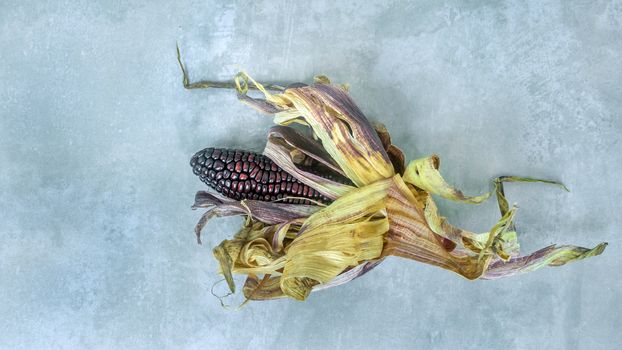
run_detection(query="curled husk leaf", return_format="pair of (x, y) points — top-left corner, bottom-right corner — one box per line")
(193, 72), (606, 302)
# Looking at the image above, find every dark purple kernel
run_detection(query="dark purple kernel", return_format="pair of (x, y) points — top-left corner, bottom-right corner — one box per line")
(250, 167), (260, 178)
(223, 170), (231, 179)
(213, 160), (225, 171)
(230, 172), (238, 180)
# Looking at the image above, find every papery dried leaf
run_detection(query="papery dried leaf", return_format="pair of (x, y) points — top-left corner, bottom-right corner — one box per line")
(313, 75), (331, 85)
(494, 176), (568, 218)
(475, 206), (517, 261)
(383, 175), (495, 279)
(373, 122), (406, 175)
(271, 218), (304, 253)
(390, 173), (603, 279)
(482, 243), (607, 279)
(281, 277), (318, 301)
(213, 242), (242, 293)
(279, 178), (392, 300)
(496, 175), (569, 191)
(212, 221), (260, 293)
(312, 259), (384, 292)
(213, 221), (288, 293)
(235, 72), (395, 187)
(243, 257), (384, 300)
(403, 156), (571, 206)
(263, 126), (354, 199)
(267, 125), (345, 175)
(419, 173), (565, 261)
(193, 190), (320, 243)
(403, 155), (491, 204)
(234, 238), (287, 275)
(243, 274), (286, 300)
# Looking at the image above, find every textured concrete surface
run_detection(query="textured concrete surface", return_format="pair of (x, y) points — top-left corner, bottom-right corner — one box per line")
(1, 1), (621, 349)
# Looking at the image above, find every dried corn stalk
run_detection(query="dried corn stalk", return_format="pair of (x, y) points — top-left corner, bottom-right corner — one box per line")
(188, 70), (606, 302)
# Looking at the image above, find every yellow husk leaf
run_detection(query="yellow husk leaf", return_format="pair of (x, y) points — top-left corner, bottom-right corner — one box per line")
(422, 195), (520, 260)
(235, 72), (394, 188)
(382, 175), (496, 279)
(403, 155), (491, 203)
(280, 177), (392, 300)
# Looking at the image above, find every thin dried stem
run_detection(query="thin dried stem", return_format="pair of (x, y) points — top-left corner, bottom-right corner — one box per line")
(176, 43), (286, 92)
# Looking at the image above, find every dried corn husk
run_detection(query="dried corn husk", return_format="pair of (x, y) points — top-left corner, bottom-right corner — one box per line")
(192, 73), (606, 302)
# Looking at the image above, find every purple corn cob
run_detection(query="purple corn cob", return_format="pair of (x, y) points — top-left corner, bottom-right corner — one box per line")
(190, 148), (331, 204)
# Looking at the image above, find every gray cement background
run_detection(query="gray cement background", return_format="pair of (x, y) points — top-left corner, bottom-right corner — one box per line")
(1, 1), (621, 349)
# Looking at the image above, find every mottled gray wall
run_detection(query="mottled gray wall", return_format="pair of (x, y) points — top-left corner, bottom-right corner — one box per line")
(1, 1), (621, 349)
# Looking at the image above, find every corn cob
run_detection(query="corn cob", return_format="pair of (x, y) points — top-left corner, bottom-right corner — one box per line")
(190, 147), (331, 204)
